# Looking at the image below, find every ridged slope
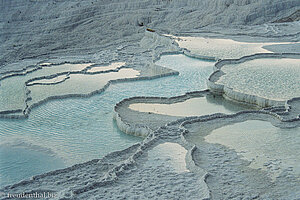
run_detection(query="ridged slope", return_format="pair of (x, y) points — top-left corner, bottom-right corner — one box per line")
(1, 0), (299, 67)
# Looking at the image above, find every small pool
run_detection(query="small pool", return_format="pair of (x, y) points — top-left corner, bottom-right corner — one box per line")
(129, 95), (254, 117)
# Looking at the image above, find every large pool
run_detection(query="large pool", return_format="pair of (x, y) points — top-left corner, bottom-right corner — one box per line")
(0, 54), (217, 187)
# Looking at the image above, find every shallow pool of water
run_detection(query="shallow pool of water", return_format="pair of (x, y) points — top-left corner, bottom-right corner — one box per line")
(129, 95), (254, 117)
(218, 58), (300, 101)
(171, 36), (297, 59)
(205, 120), (300, 179)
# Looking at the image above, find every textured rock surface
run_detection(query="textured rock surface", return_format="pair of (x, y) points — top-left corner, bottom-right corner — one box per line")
(273, 9), (300, 23)
(1, 0), (300, 69)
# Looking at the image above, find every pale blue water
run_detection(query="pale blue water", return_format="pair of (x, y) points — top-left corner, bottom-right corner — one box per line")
(0, 146), (65, 186)
(0, 54), (215, 187)
(205, 120), (300, 178)
(218, 58), (300, 101)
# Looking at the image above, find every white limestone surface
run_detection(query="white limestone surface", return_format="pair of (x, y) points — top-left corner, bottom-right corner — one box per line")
(86, 62), (126, 73)
(146, 142), (189, 173)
